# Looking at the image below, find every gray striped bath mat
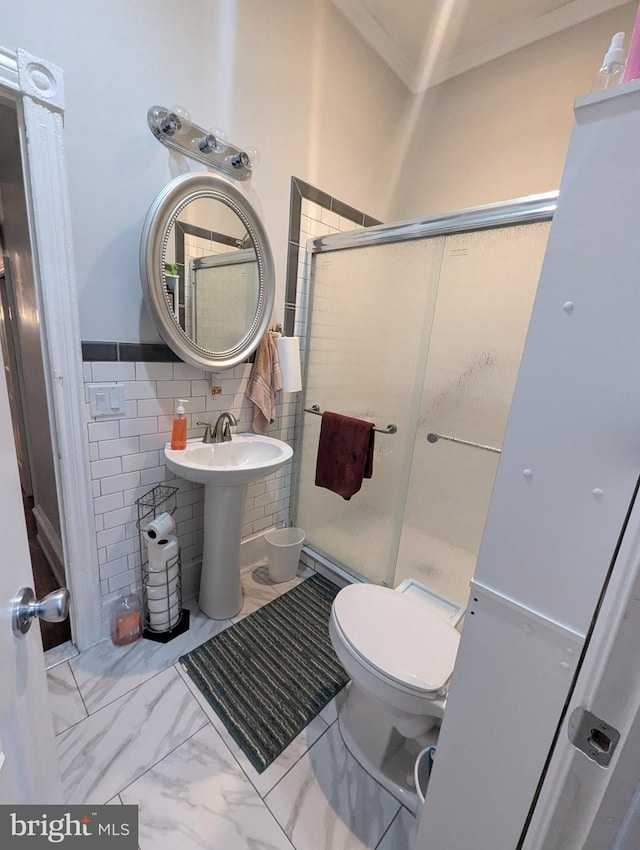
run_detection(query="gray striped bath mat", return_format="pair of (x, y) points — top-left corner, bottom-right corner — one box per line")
(180, 573), (349, 773)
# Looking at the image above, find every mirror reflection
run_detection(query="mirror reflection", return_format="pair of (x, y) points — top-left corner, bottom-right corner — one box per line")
(163, 197), (259, 353)
(140, 170), (274, 371)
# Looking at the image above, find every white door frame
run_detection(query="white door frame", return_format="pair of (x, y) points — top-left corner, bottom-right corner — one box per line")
(0, 47), (101, 650)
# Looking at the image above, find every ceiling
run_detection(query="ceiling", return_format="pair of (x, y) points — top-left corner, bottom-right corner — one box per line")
(331, 0), (631, 92)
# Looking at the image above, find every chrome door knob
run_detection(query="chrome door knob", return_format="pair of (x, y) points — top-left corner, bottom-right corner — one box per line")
(12, 587), (70, 636)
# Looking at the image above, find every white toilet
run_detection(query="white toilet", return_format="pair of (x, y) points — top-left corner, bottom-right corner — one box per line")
(329, 579), (463, 813)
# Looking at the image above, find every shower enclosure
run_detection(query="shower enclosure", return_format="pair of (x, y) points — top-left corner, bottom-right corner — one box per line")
(294, 194), (556, 608)
(192, 250), (259, 350)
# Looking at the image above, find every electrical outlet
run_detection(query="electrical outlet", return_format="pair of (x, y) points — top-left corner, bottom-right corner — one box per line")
(206, 370), (222, 395)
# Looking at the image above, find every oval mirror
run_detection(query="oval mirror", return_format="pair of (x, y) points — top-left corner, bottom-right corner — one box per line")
(140, 171), (274, 370)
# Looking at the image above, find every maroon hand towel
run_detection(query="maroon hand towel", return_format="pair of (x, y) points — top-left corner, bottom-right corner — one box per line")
(315, 412), (375, 500)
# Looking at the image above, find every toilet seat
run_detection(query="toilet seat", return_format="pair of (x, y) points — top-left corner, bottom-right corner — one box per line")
(332, 584), (460, 695)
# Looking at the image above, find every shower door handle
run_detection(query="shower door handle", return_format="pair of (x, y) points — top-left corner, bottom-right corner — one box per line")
(12, 586), (70, 636)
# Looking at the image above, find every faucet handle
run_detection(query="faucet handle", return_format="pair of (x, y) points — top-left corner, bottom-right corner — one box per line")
(196, 421), (214, 443)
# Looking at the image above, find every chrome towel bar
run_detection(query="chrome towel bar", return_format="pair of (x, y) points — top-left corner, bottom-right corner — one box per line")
(304, 404), (398, 435)
(427, 431), (501, 454)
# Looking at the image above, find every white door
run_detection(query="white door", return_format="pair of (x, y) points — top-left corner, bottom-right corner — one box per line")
(0, 330), (62, 802)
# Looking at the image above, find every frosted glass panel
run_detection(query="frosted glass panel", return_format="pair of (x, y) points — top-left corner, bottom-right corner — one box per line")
(193, 251), (259, 350)
(296, 238), (444, 586)
(395, 222), (551, 605)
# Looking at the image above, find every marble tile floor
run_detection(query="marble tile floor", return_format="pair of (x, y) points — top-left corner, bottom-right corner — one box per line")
(47, 562), (417, 850)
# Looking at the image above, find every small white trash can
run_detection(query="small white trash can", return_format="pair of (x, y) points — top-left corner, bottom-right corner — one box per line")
(265, 527), (305, 583)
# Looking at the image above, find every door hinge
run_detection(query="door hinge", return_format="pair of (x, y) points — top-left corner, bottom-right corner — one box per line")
(568, 707), (620, 767)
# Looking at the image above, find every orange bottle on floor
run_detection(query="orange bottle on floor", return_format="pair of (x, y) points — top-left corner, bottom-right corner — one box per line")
(110, 593), (142, 646)
(171, 399), (189, 450)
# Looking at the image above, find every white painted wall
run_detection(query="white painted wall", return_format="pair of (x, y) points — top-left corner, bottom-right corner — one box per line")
(1, 1), (635, 344)
(390, 3), (638, 219)
(0, 0), (410, 343)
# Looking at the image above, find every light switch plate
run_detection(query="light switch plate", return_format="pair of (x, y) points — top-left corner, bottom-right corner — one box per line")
(88, 383), (126, 418)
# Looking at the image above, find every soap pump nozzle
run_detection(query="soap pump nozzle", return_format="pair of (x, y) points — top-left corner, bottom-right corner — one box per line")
(604, 31), (625, 66)
(593, 32), (626, 91)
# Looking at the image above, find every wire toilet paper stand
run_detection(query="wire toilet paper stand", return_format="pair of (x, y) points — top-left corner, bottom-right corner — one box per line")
(136, 484), (190, 642)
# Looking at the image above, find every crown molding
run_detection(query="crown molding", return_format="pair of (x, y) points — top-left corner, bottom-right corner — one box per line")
(333, 0), (631, 94)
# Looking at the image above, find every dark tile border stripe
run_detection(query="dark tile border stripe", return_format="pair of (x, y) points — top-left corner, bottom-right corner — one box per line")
(81, 342), (118, 362)
(284, 177), (381, 336)
(82, 340), (254, 365)
(118, 343), (181, 362)
(82, 341), (181, 362)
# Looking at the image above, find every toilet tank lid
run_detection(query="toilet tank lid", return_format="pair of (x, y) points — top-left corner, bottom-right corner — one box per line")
(333, 584), (460, 693)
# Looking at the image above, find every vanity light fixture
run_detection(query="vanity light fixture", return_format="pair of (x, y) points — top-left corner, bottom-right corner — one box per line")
(157, 104), (191, 137)
(148, 105), (255, 181)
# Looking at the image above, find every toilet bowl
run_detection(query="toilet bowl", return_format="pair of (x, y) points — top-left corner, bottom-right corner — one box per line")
(329, 581), (462, 813)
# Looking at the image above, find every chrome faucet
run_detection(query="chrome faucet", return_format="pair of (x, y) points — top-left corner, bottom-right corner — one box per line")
(213, 412), (238, 443)
(196, 421), (215, 444)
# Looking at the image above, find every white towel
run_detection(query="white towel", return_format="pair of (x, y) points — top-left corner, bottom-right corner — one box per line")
(245, 331), (283, 432)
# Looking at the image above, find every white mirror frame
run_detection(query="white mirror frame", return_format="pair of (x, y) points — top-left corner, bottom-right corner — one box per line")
(0, 47), (102, 649)
(140, 171), (275, 370)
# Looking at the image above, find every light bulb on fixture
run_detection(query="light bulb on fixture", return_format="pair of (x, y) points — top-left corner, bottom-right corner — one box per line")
(230, 150), (250, 169)
(197, 127), (228, 154)
(230, 146), (260, 171)
(245, 146), (260, 169)
(159, 104), (191, 136)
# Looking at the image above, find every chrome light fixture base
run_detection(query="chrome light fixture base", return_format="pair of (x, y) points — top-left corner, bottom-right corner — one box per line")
(147, 106), (253, 181)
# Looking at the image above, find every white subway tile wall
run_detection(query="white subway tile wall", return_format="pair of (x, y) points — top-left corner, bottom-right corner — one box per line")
(293, 198), (361, 347)
(84, 361), (297, 635)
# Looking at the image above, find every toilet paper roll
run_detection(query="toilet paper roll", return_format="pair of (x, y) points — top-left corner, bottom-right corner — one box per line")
(148, 602), (181, 631)
(147, 535), (179, 572)
(145, 576), (179, 601)
(147, 590), (179, 614)
(143, 511), (176, 540)
(275, 336), (302, 393)
(146, 562), (179, 586)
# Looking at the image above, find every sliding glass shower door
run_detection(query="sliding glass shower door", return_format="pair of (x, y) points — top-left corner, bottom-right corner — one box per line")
(394, 222), (551, 605)
(296, 237), (445, 587)
(295, 200), (552, 605)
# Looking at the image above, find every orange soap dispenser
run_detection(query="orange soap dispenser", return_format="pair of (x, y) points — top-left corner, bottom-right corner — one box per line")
(171, 398), (189, 450)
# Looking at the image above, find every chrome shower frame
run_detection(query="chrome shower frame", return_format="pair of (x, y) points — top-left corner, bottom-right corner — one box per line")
(293, 191), (558, 586)
(308, 191), (558, 255)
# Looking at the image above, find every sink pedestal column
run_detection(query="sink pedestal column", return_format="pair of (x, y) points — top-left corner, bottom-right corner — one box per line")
(198, 482), (248, 619)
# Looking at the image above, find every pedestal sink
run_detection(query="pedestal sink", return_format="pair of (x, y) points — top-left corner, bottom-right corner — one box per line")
(164, 434), (293, 619)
